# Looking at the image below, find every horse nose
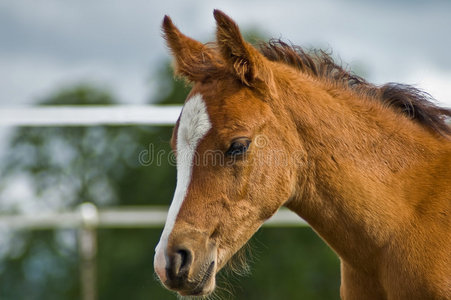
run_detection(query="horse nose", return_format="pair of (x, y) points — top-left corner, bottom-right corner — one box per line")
(154, 234), (217, 296)
(167, 248), (193, 282)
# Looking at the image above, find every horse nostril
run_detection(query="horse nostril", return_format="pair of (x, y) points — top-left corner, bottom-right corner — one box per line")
(170, 248), (193, 279)
(177, 248), (193, 274)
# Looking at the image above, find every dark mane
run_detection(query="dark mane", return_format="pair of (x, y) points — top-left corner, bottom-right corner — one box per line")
(259, 40), (451, 137)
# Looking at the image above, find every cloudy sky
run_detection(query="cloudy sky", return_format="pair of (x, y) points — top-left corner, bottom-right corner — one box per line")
(1, 0), (451, 107)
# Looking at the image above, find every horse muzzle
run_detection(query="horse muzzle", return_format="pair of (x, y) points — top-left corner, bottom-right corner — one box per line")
(154, 231), (218, 296)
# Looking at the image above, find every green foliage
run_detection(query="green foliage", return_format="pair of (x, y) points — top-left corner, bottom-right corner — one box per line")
(38, 85), (115, 106)
(94, 228), (340, 300)
(0, 61), (340, 299)
(232, 228), (340, 300)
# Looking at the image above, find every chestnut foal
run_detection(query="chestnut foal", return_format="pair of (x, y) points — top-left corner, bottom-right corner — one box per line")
(154, 10), (451, 299)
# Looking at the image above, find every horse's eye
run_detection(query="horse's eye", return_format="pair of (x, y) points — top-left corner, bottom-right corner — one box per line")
(226, 138), (251, 156)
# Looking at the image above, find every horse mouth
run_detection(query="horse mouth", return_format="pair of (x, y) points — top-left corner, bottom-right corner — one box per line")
(179, 261), (216, 296)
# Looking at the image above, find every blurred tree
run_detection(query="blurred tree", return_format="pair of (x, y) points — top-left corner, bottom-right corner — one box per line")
(0, 72), (189, 299)
(0, 58), (340, 300)
(0, 85), (122, 300)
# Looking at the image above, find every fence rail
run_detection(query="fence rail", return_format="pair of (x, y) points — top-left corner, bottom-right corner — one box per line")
(0, 105), (182, 126)
(0, 204), (307, 230)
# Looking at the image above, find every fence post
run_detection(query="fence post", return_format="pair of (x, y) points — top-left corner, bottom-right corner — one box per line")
(78, 203), (99, 300)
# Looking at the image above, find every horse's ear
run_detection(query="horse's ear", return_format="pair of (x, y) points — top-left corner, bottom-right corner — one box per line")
(214, 10), (271, 87)
(162, 16), (217, 82)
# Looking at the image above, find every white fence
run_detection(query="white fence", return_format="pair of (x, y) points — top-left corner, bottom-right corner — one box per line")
(0, 105), (308, 300)
(0, 105), (308, 229)
(0, 105), (182, 126)
(0, 204), (306, 230)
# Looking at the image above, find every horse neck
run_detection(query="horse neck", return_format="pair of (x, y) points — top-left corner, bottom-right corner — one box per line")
(278, 73), (447, 269)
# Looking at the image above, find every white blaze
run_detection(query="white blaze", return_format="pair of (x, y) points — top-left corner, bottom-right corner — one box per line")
(154, 94), (212, 279)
